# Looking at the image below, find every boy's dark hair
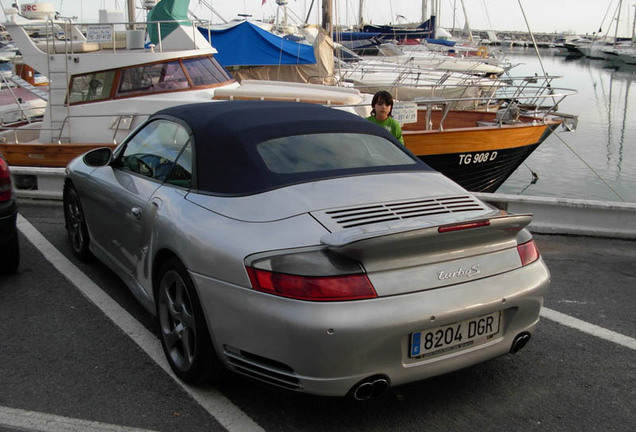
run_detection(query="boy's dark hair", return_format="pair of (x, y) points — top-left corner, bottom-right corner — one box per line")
(370, 91), (395, 117)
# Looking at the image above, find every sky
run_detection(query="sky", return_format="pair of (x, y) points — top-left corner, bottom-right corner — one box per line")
(4, 1), (635, 36)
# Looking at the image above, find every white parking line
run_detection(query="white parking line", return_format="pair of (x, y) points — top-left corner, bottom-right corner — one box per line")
(17, 214), (265, 432)
(0, 405), (157, 432)
(541, 307), (636, 351)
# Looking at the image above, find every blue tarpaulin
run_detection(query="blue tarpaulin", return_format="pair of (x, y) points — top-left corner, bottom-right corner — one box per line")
(199, 21), (316, 67)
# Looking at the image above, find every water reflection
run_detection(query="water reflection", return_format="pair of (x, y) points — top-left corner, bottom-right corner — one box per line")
(604, 63), (634, 176)
(497, 48), (636, 202)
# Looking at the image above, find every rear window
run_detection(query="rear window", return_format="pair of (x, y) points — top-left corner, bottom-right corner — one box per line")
(257, 133), (416, 174)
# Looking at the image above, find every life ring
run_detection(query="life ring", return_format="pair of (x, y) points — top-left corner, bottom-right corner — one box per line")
(477, 46), (488, 58)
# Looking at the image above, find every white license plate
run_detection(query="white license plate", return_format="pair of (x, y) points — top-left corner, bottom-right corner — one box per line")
(410, 311), (501, 359)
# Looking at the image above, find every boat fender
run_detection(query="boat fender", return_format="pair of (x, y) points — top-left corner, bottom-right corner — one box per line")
(477, 46), (488, 58)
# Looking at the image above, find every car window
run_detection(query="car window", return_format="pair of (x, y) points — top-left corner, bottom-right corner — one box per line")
(118, 120), (191, 183)
(256, 133), (416, 174)
(166, 141), (193, 189)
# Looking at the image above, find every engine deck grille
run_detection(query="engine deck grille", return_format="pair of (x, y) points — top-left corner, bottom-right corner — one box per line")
(318, 195), (488, 229)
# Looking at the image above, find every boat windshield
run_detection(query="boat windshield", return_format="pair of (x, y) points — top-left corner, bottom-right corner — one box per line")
(68, 55), (232, 105)
(182, 57), (230, 85)
(118, 61), (189, 95)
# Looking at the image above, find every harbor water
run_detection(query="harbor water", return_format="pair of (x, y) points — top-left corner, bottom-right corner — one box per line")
(495, 47), (636, 203)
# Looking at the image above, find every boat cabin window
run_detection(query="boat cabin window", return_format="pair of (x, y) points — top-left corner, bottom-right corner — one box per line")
(117, 61), (189, 95)
(68, 71), (116, 103)
(182, 56), (231, 85)
(68, 56), (232, 105)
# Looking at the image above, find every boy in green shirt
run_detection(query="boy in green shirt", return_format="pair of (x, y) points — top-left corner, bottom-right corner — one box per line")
(365, 90), (404, 144)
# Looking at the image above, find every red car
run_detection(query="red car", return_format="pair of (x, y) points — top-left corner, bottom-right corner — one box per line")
(0, 154), (19, 273)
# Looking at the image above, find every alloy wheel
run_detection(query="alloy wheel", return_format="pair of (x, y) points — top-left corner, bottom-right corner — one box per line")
(158, 269), (198, 372)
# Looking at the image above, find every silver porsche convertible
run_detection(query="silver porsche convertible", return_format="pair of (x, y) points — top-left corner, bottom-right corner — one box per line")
(63, 101), (549, 399)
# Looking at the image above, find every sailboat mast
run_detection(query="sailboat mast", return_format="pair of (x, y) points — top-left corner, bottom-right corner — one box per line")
(322, 0), (333, 37)
(613, 0), (623, 47)
(422, 0), (428, 23)
(460, 0), (472, 41)
(127, 0), (136, 23)
(632, 4), (636, 45)
(358, 0), (364, 30)
(431, 0), (439, 38)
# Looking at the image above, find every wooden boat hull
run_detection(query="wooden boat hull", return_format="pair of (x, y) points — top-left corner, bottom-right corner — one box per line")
(0, 143), (116, 168)
(403, 110), (561, 192)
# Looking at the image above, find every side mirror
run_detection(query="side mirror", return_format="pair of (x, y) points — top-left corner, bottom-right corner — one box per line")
(83, 147), (113, 167)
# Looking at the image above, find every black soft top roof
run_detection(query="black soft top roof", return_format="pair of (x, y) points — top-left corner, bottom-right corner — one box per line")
(152, 101), (430, 195)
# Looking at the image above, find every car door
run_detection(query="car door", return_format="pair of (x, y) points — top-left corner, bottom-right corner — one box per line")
(86, 119), (192, 275)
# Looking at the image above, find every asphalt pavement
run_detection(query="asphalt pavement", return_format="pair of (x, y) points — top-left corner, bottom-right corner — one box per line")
(0, 198), (634, 432)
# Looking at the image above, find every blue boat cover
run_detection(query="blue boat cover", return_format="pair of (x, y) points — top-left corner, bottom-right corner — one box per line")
(199, 21), (316, 67)
(363, 16), (437, 40)
(425, 38), (456, 47)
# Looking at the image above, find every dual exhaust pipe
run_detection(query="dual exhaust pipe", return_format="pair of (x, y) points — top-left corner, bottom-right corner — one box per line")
(350, 332), (531, 400)
(510, 332), (531, 353)
(351, 376), (390, 400)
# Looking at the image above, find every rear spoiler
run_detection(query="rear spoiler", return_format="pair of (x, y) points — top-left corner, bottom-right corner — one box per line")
(321, 213), (533, 258)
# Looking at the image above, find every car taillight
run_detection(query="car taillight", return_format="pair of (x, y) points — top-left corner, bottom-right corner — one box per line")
(246, 268), (376, 301)
(0, 158), (12, 202)
(245, 249), (377, 301)
(517, 239), (540, 266)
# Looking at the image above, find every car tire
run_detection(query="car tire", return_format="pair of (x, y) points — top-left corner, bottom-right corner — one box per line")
(63, 183), (92, 261)
(0, 234), (19, 273)
(156, 257), (220, 383)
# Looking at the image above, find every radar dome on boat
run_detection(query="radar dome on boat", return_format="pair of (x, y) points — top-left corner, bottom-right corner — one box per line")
(20, 2), (55, 19)
(143, 0), (158, 9)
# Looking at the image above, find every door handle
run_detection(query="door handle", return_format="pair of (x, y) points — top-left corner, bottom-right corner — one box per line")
(131, 206), (142, 220)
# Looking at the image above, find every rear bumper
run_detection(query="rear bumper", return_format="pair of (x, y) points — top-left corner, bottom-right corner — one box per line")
(193, 259), (550, 397)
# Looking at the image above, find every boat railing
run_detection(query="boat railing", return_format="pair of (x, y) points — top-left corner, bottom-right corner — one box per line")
(21, 17), (214, 55)
(0, 111), (155, 145)
(390, 85), (577, 131)
(53, 113), (155, 144)
(0, 124), (40, 144)
(0, 106), (44, 128)
(499, 74), (565, 108)
(346, 77), (573, 112)
(0, 74), (45, 126)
